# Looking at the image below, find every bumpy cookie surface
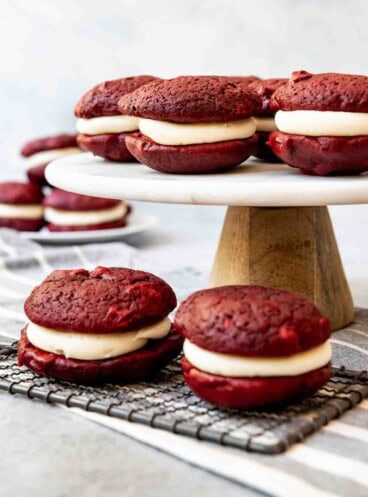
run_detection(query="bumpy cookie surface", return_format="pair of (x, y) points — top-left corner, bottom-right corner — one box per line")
(118, 76), (262, 123)
(248, 78), (287, 115)
(21, 134), (78, 157)
(43, 189), (121, 211)
(25, 267), (177, 333)
(0, 182), (43, 204)
(75, 75), (159, 118)
(270, 71), (368, 112)
(174, 285), (330, 356)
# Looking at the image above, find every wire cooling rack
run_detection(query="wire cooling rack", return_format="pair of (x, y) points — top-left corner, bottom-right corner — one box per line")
(1, 339), (367, 454)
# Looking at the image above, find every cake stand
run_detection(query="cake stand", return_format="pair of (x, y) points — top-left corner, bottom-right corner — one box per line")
(46, 153), (368, 331)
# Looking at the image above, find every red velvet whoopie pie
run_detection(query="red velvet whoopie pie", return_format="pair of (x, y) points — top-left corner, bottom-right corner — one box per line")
(21, 134), (80, 185)
(174, 285), (331, 409)
(43, 189), (130, 232)
(18, 267), (182, 384)
(118, 76), (261, 174)
(269, 71), (368, 175)
(75, 75), (160, 162)
(0, 182), (44, 232)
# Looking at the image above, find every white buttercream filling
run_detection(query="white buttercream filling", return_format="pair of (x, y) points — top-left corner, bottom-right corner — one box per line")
(183, 339), (331, 377)
(76, 115), (139, 135)
(0, 203), (43, 220)
(275, 110), (368, 137)
(26, 147), (81, 170)
(44, 202), (128, 226)
(253, 116), (277, 132)
(27, 317), (171, 360)
(138, 117), (256, 145)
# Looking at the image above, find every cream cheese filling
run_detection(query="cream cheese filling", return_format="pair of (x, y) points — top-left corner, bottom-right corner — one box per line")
(138, 117), (256, 145)
(275, 110), (368, 137)
(26, 147), (81, 170)
(253, 116), (277, 132)
(27, 317), (172, 360)
(0, 203), (43, 220)
(44, 202), (128, 226)
(183, 339), (331, 378)
(76, 115), (139, 135)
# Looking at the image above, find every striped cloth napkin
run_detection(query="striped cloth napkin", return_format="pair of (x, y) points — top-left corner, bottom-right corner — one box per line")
(0, 228), (367, 497)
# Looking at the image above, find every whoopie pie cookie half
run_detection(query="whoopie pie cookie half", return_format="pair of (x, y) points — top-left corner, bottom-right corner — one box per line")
(43, 189), (130, 232)
(174, 285), (331, 409)
(21, 134), (81, 185)
(19, 266), (182, 384)
(269, 70), (368, 175)
(118, 76), (261, 174)
(247, 78), (287, 161)
(75, 75), (160, 162)
(0, 182), (44, 231)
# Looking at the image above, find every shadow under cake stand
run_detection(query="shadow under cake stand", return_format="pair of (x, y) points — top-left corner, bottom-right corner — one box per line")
(46, 154), (368, 331)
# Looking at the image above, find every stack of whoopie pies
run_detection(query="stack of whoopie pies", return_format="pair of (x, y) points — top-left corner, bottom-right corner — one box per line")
(11, 130), (133, 233)
(71, 70), (368, 177)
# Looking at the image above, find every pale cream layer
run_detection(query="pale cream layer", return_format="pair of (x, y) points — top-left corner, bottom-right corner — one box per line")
(27, 317), (172, 360)
(138, 117), (256, 145)
(0, 203), (43, 220)
(44, 202), (128, 226)
(253, 116), (277, 132)
(26, 147), (81, 170)
(183, 339), (331, 377)
(76, 115), (139, 135)
(275, 110), (368, 137)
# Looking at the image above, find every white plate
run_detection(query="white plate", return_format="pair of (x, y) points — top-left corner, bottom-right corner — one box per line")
(46, 153), (368, 207)
(21, 213), (158, 244)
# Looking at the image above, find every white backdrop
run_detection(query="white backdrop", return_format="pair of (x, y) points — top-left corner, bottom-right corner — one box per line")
(0, 0), (368, 297)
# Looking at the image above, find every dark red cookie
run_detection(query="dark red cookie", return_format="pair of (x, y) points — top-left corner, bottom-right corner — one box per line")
(247, 79), (287, 162)
(75, 76), (160, 118)
(44, 189), (121, 211)
(25, 267), (177, 333)
(21, 134), (78, 157)
(248, 78), (287, 116)
(268, 132), (368, 175)
(47, 218), (127, 232)
(118, 76), (261, 123)
(77, 133), (137, 162)
(270, 70), (368, 113)
(125, 133), (257, 174)
(18, 327), (183, 385)
(26, 164), (49, 185)
(174, 285), (330, 357)
(254, 131), (282, 162)
(0, 182), (43, 205)
(182, 357), (331, 409)
(0, 218), (43, 232)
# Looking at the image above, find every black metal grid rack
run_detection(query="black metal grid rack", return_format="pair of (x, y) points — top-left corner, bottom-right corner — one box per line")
(1, 340), (367, 454)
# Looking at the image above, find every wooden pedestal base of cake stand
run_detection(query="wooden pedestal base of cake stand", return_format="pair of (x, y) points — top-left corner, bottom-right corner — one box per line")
(209, 206), (354, 330)
(46, 155), (367, 331)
